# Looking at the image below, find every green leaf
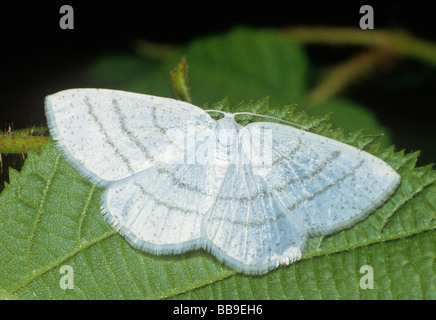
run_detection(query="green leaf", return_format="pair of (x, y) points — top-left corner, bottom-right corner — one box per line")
(0, 99), (435, 299)
(89, 27), (307, 106)
(183, 27), (307, 106)
(306, 98), (392, 147)
(169, 57), (192, 103)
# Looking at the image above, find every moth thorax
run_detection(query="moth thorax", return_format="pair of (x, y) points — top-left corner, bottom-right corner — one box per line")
(216, 114), (241, 147)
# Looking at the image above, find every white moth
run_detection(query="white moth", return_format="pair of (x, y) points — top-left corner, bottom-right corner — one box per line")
(45, 88), (400, 275)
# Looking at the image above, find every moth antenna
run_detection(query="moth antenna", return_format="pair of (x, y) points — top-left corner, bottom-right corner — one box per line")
(205, 110), (226, 115)
(233, 112), (309, 131)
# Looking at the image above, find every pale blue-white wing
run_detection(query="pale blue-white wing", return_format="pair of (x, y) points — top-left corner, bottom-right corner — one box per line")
(201, 160), (307, 275)
(202, 121), (400, 274)
(103, 163), (218, 253)
(45, 88), (216, 185)
(239, 122), (401, 236)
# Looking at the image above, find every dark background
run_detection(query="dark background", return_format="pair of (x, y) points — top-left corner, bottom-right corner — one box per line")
(1, 2), (436, 167)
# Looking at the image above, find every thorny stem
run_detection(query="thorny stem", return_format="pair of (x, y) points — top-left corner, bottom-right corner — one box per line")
(0, 136), (49, 154)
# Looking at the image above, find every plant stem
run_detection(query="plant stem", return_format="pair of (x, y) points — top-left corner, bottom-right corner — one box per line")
(306, 47), (393, 105)
(13, 126), (48, 136)
(281, 27), (436, 104)
(281, 27), (436, 66)
(0, 136), (48, 154)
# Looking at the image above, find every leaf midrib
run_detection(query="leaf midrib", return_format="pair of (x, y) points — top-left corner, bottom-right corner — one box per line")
(7, 229), (118, 296)
(25, 154), (62, 273)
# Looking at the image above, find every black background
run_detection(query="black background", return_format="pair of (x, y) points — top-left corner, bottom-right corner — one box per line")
(1, 2), (436, 166)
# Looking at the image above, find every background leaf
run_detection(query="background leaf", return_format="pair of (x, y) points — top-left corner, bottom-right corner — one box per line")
(0, 99), (434, 300)
(88, 27), (391, 146)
